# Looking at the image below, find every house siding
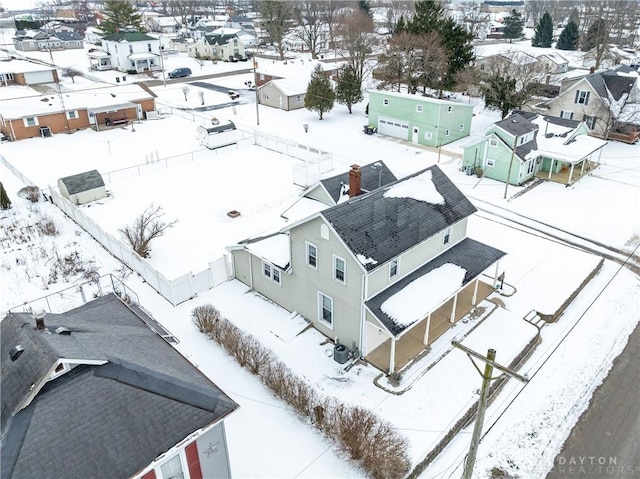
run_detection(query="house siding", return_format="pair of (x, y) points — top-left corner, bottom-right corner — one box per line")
(368, 91), (473, 147)
(288, 217), (363, 347)
(195, 423), (232, 479)
(544, 81), (604, 136)
(365, 218), (469, 298)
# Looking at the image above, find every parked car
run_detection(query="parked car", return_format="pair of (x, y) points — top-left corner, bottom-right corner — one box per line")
(228, 90), (240, 100)
(168, 67), (192, 79)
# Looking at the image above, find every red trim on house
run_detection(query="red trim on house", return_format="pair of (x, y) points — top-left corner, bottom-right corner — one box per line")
(185, 442), (203, 479)
(141, 470), (157, 479)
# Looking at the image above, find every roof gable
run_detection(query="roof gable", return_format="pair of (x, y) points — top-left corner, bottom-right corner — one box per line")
(321, 165), (477, 271)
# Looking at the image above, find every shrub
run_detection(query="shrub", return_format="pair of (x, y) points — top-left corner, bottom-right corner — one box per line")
(18, 186), (41, 203)
(192, 304), (222, 335)
(119, 204), (176, 258)
(37, 215), (58, 236)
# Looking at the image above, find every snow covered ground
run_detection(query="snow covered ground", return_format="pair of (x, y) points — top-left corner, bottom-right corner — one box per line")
(1, 39), (639, 478)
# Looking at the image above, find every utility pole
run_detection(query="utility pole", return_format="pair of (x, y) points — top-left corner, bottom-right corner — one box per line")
(253, 54), (260, 126)
(503, 134), (518, 199)
(451, 341), (529, 479)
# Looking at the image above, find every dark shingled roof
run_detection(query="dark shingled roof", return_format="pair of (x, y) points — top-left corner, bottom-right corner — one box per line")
(204, 33), (237, 45)
(366, 238), (506, 336)
(58, 169), (105, 195)
(320, 161), (397, 203)
(495, 113), (539, 137)
(543, 115), (581, 129)
(1, 294), (238, 479)
(321, 165), (477, 271)
(102, 32), (156, 42)
(585, 66), (638, 101)
(53, 31), (83, 41)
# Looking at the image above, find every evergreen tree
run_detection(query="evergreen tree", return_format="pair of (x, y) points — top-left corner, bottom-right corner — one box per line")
(582, 19), (607, 52)
(395, 14), (406, 34)
(0, 182), (11, 210)
(404, 0), (474, 91)
(557, 21), (579, 50)
(502, 9), (524, 43)
(304, 64), (335, 120)
(481, 75), (520, 119)
(335, 64), (363, 114)
(532, 11), (553, 48)
(97, 0), (144, 34)
(358, 0), (372, 18)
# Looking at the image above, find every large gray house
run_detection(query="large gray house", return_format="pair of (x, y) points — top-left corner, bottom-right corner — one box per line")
(1, 293), (238, 479)
(228, 165), (506, 374)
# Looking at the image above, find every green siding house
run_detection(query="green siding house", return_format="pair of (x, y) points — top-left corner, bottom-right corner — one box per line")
(462, 112), (608, 186)
(368, 90), (473, 148)
(228, 165), (505, 374)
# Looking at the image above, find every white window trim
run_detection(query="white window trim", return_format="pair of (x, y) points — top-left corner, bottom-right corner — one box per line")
(416, 104), (423, 112)
(489, 138), (498, 147)
(333, 254), (346, 285)
(445, 128), (450, 137)
(154, 450), (189, 479)
(383, 98), (389, 106)
(317, 291), (334, 329)
(66, 110), (78, 120)
(486, 158), (496, 168)
(447, 105), (452, 112)
(262, 260), (281, 285)
(306, 241), (318, 270)
(459, 123), (464, 131)
(389, 257), (399, 279)
(23, 116), (38, 127)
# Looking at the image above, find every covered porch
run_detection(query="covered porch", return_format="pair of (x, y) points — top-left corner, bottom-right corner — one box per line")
(366, 279), (495, 373)
(128, 53), (162, 73)
(363, 238), (506, 374)
(88, 50), (112, 71)
(535, 158), (599, 185)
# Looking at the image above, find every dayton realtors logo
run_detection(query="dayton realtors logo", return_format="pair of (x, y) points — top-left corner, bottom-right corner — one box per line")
(555, 456), (639, 477)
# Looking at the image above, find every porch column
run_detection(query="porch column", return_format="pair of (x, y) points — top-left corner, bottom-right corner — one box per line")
(450, 293), (458, 323)
(471, 278), (480, 305)
(548, 159), (553, 180)
(493, 261), (500, 288)
(580, 158), (586, 176)
(568, 163), (575, 184)
(389, 338), (396, 374)
(423, 313), (432, 345)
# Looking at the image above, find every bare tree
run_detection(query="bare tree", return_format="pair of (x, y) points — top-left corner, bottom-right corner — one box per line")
(322, 0), (344, 52)
(119, 205), (177, 258)
(376, 31), (447, 95)
(337, 8), (377, 84)
(293, 0), (326, 59)
(167, 0), (198, 30)
(260, 0), (293, 60)
(61, 67), (82, 83)
(460, 1), (491, 38)
(383, 0), (413, 34)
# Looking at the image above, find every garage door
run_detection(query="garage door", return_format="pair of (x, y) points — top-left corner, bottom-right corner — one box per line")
(378, 117), (409, 140)
(24, 71), (54, 84)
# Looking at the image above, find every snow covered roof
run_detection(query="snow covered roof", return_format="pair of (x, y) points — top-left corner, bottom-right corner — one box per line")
(0, 84), (154, 119)
(321, 165), (477, 272)
(240, 232), (291, 270)
(0, 59), (54, 74)
(255, 59), (341, 85)
(538, 52), (568, 65)
(366, 238), (506, 335)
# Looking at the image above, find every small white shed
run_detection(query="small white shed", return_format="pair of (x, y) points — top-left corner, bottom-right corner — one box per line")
(197, 119), (237, 150)
(58, 170), (107, 205)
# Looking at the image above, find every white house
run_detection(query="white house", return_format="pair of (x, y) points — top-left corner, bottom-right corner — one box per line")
(100, 31), (162, 73)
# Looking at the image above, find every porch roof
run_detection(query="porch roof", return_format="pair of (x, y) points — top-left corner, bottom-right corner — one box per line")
(87, 102), (138, 114)
(365, 238), (505, 337)
(128, 52), (158, 60)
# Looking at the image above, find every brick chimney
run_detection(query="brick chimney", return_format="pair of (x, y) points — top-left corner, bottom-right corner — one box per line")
(349, 164), (362, 198)
(33, 309), (46, 331)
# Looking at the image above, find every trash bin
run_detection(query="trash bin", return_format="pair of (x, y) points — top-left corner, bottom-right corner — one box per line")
(115, 76), (120, 83)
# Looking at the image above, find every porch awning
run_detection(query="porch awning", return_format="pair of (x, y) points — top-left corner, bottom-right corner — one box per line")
(365, 238), (506, 337)
(128, 52), (158, 60)
(87, 51), (110, 58)
(88, 102), (137, 114)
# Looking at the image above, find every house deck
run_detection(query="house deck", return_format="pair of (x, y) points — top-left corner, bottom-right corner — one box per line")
(367, 280), (495, 373)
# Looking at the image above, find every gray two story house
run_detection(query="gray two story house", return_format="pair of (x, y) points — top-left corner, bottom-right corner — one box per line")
(228, 165), (505, 374)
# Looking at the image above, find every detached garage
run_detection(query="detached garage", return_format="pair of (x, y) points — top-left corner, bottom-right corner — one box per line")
(58, 170), (107, 205)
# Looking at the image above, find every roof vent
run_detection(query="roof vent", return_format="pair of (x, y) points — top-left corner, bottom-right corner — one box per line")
(55, 327), (71, 336)
(9, 345), (24, 361)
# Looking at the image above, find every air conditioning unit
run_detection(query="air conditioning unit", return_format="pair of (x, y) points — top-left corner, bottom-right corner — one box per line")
(465, 166), (474, 176)
(333, 343), (349, 364)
